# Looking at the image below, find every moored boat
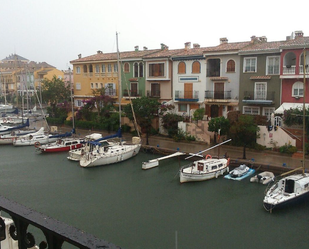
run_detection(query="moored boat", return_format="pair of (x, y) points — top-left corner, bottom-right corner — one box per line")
(36, 136), (84, 153)
(180, 155), (230, 183)
(250, 171), (274, 184)
(224, 164), (255, 181)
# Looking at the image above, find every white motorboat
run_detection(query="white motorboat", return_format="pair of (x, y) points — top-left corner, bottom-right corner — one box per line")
(263, 173), (309, 212)
(180, 155), (230, 183)
(13, 129), (73, 146)
(250, 171), (274, 184)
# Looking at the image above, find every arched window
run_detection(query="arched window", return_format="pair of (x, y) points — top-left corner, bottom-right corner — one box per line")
(178, 62), (186, 74)
(83, 65), (87, 73)
(139, 62), (143, 77)
(192, 61), (200, 73)
(124, 63), (130, 73)
(227, 60), (235, 72)
(134, 63), (138, 77)
(292, 81), (303, 97)
(89, 65), (93, 73)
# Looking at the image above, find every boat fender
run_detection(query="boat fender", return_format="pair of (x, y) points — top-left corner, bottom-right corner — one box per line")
(9, 225), (18, 240)
(206, 154), (212, 159)
(34, 141), (41, 148)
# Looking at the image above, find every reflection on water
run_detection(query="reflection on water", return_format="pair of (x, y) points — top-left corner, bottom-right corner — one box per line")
(1, 146), (309, 249)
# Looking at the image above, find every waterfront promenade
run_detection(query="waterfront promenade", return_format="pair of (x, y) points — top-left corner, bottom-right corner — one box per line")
(59, 126), (308, 174)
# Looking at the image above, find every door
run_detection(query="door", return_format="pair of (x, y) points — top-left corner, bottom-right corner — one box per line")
(184, 83), (193, 99)
(214, 82), (224, 99)
(131, 82), (138, 96)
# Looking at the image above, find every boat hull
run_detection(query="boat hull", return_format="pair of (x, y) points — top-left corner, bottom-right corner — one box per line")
(180, 167), (228, 183)
(79, 144), (141, 167)
(40, 144), (83, 153)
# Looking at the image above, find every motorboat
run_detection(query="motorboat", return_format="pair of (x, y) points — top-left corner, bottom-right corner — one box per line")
(36, 137), (84, 153)
(13, 129), (74, 146)
(250, 171), (274, 184)
(263, 173), (309, 212)
(224, 164), (255, 181)
(180, 155), (230, 183)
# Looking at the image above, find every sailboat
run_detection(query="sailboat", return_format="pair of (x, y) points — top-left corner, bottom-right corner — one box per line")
(263, 48), (309, 212)
(79, 32), (141, 168)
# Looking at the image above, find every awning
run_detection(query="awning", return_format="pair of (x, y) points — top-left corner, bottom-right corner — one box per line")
(275, 102), (309, 114)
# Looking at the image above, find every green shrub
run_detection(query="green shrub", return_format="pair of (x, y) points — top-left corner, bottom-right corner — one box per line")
(279, 144), (298, 154)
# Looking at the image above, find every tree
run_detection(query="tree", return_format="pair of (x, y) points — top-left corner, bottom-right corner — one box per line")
(123, 97), (161, 144)
(41, 76), (71, 118)
(208, 116), (230, 143)
(229, 115), (260, 159)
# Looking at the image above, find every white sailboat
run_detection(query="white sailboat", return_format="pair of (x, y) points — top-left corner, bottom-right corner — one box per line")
(263, 48), (309, 212)
(79, 32), (141, 168)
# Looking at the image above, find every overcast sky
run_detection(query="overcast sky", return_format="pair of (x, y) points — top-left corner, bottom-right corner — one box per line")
(1, 0), (308, 70)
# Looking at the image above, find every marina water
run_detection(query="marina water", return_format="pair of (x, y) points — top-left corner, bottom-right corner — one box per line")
(1, 145), (309, 249)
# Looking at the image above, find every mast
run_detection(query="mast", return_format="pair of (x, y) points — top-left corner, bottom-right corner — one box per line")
(116, 32), (121, 129)
(302, 48), (306, 174)
(69, 67), (75, 129)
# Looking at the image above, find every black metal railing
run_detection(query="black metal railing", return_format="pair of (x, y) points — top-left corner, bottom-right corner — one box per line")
(174, 90), (199, 101)
(123, 89), (142, 97)
(243, 91), (275, 101)
(147, 90), (160, 98)
(204, 90), (231, 99)
(0, 195), (120, 249)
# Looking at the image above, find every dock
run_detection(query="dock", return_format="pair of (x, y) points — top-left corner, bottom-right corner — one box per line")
(142, 152), (185, 170)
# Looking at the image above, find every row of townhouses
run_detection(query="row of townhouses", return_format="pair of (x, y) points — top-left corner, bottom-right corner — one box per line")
(70, 30), (309, 124)
(0, 54), (70, 99)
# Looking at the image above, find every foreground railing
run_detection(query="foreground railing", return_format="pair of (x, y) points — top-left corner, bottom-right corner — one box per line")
(0, 196), (120, 249)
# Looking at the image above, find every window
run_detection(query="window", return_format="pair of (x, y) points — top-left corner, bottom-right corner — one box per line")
(244, 57), (257, 72)
(226, 60), (235, 72)
(83, 65), (87, 73)
(100, 83), (103, 88)
(76, 66), (81, 74)
(149, 63), (164, 77)
(102, 64), (106, 73)
(114, 63), (118, 72)
(124, 63), (130, 73)
(255, 82), (267, 100)
(192, 61), (200, 73)
(178, 104), (187, 112)
(134, 63), (138, 77)
(95, 83), (98, 88)
(263, 107), (275, 121)
(243, 106), (260, 115)
(151, 83), (160, 97)
(139, 62), (143, 77)
(76, 83), (81, 90)
(77, 100), (83, 107)
(105, 83), (115, 96)
(108, 64), (112, 72)
(292, 81), (303, 96)
(91, 83), (94, 89)
(178, 62), (186, 74)
(89, 65), (93, 73)
(95, 65), (100, 73)
(267, 56), (280, 75)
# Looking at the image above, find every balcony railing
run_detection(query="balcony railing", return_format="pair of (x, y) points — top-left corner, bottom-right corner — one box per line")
(205, 90), (231, 100)
(147, 90), (160, 98)
(123, 89), (142, 97)
(175, 90), (199, 101)
(299, 65), (309, 74)
(243, 91), (275, 102)
(283, 65), (296, 74)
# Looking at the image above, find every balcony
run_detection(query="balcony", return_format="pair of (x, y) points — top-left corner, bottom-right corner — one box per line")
(242, 91), (275, 105)
(283, 65), (296, 74)
(147, 90), (160, 98)
(299, 65), (309, 74)
(205, 90), (231, 100)
(123, 89), (142, 97)
(175, 90), (199, 102)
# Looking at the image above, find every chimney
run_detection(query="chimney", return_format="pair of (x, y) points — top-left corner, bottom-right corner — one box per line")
(78, 54), (82, 59)
(259, 36), (267, 42)
(295, 30), (304, 38)
(160, 43), (168, 50)
(184, 42), (191, 50)
(134, 46), (139, 51)
(220, 37), (228, 44)
(143, 46), (148, 50)
(250, 35), (258, 43)
(193, 43), (200, 48)
(97, 50), (103, 54)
